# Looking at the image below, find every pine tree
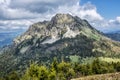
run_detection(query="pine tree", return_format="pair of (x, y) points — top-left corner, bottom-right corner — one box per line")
(38, 66), (49, 80)
(5, 71), (20, 80)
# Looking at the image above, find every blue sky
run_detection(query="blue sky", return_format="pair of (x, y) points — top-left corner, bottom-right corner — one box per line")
(81, 0), (120, 19)
(0, 0), (120, 33)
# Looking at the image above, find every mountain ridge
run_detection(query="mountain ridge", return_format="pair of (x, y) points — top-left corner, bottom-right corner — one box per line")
(14, 14), (102, 46)
(0, 13), (120, 76)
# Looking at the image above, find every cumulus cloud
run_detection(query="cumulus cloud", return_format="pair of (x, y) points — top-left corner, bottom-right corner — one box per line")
(107, 17), (120, 32)
(90, 16), (120, 33)
(109, 17), (120, 24)
(0, 0), (80, 20)
(0, 0), (40, 20)
(0, 0), (120, 33)
(56, 2), (103, 22)
(0, 20), (32, 31)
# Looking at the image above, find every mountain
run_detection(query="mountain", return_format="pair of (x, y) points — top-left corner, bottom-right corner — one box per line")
(105, 31), (120, 41)
(0, 31), (24, 48)
(0, 32), (15, 47)
(0, 13), (120, 76)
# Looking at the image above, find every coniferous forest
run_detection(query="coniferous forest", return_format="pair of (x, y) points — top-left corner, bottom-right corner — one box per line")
(1, 58), (120, 80)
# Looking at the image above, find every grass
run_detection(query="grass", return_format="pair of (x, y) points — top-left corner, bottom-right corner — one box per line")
(71, 72), (120, 80)
(99, 57), (120, 63)
(69, 55), (80, 63)
(69, 56), (96, 64)
(69, 56), (120, 64)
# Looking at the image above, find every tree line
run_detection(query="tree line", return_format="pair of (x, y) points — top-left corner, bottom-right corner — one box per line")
(1, 58), (120, 80)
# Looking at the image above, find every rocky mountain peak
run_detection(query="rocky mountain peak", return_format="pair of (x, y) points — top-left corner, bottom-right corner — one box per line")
(14, 13), (100, 45)
(51, 13), (75, 24)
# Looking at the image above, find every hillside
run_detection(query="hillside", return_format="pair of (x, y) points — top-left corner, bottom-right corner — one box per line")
(71, 72), (120, 80)
(0, 13), (120, 76)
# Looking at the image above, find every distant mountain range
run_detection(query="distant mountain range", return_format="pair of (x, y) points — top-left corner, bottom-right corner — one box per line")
(105, 31), (120, 41)
(0, 31), (25, 48)
(0, 14), (120, 76)
(0, 32), (15, 47)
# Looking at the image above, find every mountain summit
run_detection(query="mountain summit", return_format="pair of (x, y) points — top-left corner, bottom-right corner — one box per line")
(0, 13), (120, 76)
(14, 14), (100, 45)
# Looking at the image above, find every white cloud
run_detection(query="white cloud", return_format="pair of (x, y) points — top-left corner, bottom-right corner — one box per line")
(0, 0), (11, 5)
(80, 2), (103, 21)
(1, 0), (102, 21)
(0, 3), (40, 20)
(91, 16), (120, 33)
(52, 1), (103, 25)
(0, 20), (32, 30)
(107, 17), (120, 32)
(109, 17), (120, 23)
(0, 0), (120, 33)
(116, 17), (120, 22)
